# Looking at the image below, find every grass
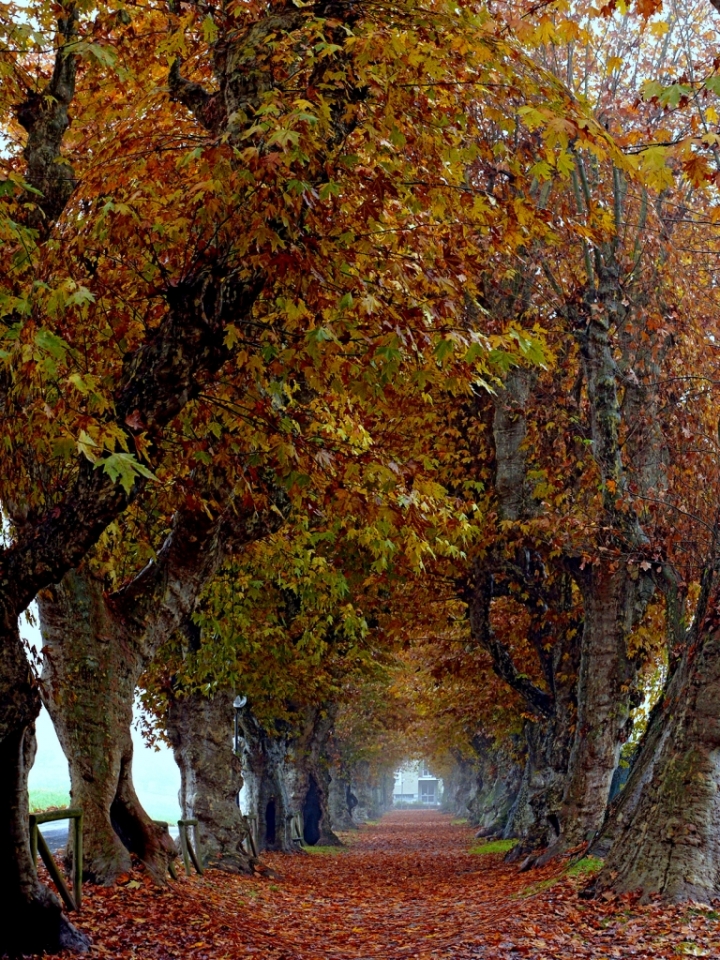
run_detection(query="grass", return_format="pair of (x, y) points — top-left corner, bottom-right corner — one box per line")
(469, 839), (517, 856)
(451, 818), (468, 825)
(514, 853), (603, 899)
(305, 845), (346, 856)
(29, 789), (71, 812)
(566, 856), (603, 877)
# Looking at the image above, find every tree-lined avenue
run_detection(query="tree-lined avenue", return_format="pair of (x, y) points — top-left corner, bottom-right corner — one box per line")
(56, 812), (720, 959)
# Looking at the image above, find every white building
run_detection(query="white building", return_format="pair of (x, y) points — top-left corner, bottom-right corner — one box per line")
(393, 761), (442, 805)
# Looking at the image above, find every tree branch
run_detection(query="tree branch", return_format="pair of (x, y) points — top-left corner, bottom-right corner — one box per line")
(466, 562), (554, 719)
(16, 6), (79, 230)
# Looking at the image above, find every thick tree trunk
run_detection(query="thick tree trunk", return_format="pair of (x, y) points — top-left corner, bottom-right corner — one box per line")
(350, 760), (388, 823)
(0, 611), (89, 953)
(39, 570), (173, 884)
(167, 689), (255, 872)
(285, 708), (341, 847)
(588, 695), (670, 861)
(551, 565), (641, 852)
(587, 628), (720, 901)
(111, 727), (176, 884)
(37, 489), (282, 885)
(238, 712), (296, 853)
(504, 715), (572, 857)
(328, 764), (357, 831)
(441, 756), (480, 818)
(468, 740), (523, 839)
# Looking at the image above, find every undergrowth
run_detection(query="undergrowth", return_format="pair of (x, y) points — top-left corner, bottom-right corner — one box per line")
(566, 856), (603, 877)
(469, 839), (517, 856)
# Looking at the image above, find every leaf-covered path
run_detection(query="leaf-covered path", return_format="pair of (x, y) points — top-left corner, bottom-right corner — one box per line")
(62, 811), (720, 959)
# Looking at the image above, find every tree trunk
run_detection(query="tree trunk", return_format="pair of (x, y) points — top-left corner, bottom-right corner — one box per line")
(441, 756), (480, 818)
(111, 726), (177, 884)
(0, 611), (89, 954)
(38, 570), (174, 884)
(328, 764), (357, 832)
(468, 740), (523, 839)
(285, 708), (341, 847)
(37, 489), (283, 884)
(587, 627), (720, 901)
(503, 714), (573, 857)
(550, 565), (642, 852)
(167, 689), (255, 872)
(588, 697), (669, 860)
(237, 712), (296, 853)
(350, 760), (385, 823)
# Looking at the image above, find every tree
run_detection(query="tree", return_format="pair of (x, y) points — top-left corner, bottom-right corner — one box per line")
(38, 474), (283, 883)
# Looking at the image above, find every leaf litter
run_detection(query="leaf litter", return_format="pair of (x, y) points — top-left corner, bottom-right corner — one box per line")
(51, 811), (720, 959)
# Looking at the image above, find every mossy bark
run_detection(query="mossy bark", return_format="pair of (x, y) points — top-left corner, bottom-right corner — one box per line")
(466, 739), (523, 839)
(587, 629), (720, 900)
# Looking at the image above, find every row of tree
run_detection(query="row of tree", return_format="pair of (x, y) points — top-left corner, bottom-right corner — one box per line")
(3, 0), (720, 953)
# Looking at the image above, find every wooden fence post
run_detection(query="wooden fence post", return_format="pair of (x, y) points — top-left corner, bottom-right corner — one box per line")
(29, 808), (83, 911)
(178, 819), (204, 876)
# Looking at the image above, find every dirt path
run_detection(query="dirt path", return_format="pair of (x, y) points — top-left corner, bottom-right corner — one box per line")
(64, 810), (720, 959)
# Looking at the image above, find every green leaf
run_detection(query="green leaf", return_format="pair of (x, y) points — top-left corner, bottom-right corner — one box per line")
(434, 339), (455, 363)
(201, 15), (218, 43)
(96, 452), (159, 495)
(36, 329), (70, 360)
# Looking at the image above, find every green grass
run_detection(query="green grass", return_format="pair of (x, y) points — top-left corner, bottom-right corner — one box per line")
(687, 908), (720, 922)
(514, 854), (603, 899)
(451, 818), (468, 825)
(469, 838), (517, 856)
(305, 845), (345, 855)
(29, 789), (71, 812)
(566, 856), (603, 877)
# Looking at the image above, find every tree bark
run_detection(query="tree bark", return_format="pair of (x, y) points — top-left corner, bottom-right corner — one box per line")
(586, 625), (720, 900)
(167, 689), (256, 872)
(547, 564), (647, 854)
(503, 714), (573, 858)
(284, 708), (341, 847)
(0, 611), (90, 953)
(237, 710), (297, 853)
(328, 764), (357, 832)
(467, 739), (523, 839)
(441, 754), (479, 818)
(39, 569), (173, 884)
(37, 489), (282, 885)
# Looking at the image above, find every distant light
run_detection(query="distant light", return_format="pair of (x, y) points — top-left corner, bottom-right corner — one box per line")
(233, 696), (247, 709)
